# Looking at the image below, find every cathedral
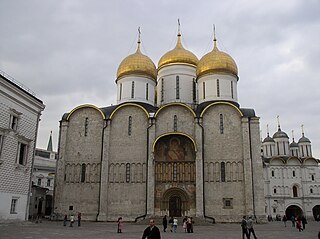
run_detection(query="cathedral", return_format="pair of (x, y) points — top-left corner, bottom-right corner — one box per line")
(54, 27), (265, 222)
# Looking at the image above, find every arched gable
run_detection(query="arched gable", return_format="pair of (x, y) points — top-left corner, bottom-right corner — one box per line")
(287, 157), (302, 166)
(200, 101), (243, 117)
(152, 132), (197, 153)
(110, 102), (149, 119)
(270, 157), (286, 165)
(155, 102), (196, 118)
(66, 104), (106, 120)
(303, 157), (319, 166)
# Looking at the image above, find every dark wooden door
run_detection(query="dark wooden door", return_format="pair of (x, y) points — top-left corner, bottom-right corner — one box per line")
(169, 196), (181, 217)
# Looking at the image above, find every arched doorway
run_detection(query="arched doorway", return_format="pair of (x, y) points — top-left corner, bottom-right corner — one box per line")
(312, 205), (320, 221)
(161, 187), (190, 217)
(154, 134), (196, 216)
(285, 205), (303, 219)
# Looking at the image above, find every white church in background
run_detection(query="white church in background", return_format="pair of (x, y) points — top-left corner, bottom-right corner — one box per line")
(262, 123), (320, 220)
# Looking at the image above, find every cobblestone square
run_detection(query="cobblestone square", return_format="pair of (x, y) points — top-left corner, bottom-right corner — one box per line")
(0, 220), (319, 239)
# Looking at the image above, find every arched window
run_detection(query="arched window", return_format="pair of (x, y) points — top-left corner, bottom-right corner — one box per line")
(219, 114), (224, 134)
(173, 115), (177, 132)
(273, 188), (277, 194)
(128, 116), (132, 136)
(131, 81), (135, 98)
(217, 79), (220, 97)
(293, 186), (298, 197)
(126, 163), (131, 183)
(221, 162), (226, 182)
(310, 188), (313, 194)
(176, 76), (180, 99)
(81, 163), (86, 183)
(271, 170), (275, 177)
(293, 170), (296, 177)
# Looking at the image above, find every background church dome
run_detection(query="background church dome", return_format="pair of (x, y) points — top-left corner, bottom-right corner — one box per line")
(298, 135), (311, 143)
(197, 39), (238, 78)
(263, 134), (275, 143)
(158, 33), (198, 70)
(273, 128), (289, 139)
(117, 42), (157, 81)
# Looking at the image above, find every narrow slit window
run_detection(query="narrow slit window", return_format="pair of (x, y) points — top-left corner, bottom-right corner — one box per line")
(293, 186), (298, 197)
(81, 163), (86, 182)
(161, 78), (164, 102)
(219, 114), (224, 134)
(203, 82), (206, 99)
(173, 115), (177, 132)
(119, 83), (122, 100)
(84, 117), (89, 136)
(221, 162), (226, 182)
(217, 79), (220, 97)
(231, 81), (234, 98)
(128, 116), (132, 136)
(126, 163), (131, 183)
(176, 76), (180, 99)
(193, 79), (196, 102)
(146, 83), (149, 100)
(131, 81), (135, 98)
(293, 170), (296, 177)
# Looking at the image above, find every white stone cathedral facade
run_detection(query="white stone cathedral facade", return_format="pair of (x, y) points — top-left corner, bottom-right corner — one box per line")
(54, 30), (265, 222)
(262, 126), (320, 220)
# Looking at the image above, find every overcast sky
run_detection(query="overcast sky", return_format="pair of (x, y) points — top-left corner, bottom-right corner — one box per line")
(1, 0), (319, 159)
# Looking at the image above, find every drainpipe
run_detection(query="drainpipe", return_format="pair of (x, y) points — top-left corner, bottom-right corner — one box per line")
(135, 116), (154, 222)
(197, 117), (215, 223)
(96, 119), (108, 221)
(248, 117), (256, 218)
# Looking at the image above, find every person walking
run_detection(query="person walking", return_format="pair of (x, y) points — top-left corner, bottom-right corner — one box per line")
(301, 215), (307, 230)
(182, 216), (187, 232)
(241, 216), (249, 239)
(247, 216), (257, 239)
(291, 215), (295, 227)
(142, 219), (161, 239)
(117, 217), (123, 233)
(282, 214), (287, 227)
(69, 214), (74, 227)
(63, 214), (67, 226)
(173, 217), (178, 233)
(77, 212), (81, 227)
(162, 215), (167, 232)
(296, 218), (303, 232)
(168, 216), (173, 232)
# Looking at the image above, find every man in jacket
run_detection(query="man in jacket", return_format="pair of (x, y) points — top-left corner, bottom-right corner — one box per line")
(142, 219), (161, 239)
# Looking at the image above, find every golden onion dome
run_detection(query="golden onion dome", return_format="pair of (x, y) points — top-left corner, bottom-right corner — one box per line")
(197, 39), (238, 78)
(158, 33), (198, 70)
(116, 40), (157, 81)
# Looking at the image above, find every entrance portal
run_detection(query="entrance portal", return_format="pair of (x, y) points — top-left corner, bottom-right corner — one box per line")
(285, 205), (303, 219)
(169, 196), (182, 217)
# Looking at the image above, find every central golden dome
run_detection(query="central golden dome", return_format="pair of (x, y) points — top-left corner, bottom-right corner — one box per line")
(117, 42), (157, 81)
(158, 34), (198, 70)
(197, 39), (238, 78)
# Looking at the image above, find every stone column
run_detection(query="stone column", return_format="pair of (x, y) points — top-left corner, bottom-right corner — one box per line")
(249, 117), (265, 222)
(241, 117), (254, 215)
(97, 120), (110, 221)
(195, 118), (204, 217)
(147, 119), (156, 216)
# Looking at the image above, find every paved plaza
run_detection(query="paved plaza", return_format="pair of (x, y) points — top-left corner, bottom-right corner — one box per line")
(0, 220), (319, 239)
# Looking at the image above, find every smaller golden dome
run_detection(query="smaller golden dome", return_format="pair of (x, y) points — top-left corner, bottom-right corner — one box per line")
(158, 34), (198, 70)
(197, 40), (238, 78)
(117, 41), (157, 81)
